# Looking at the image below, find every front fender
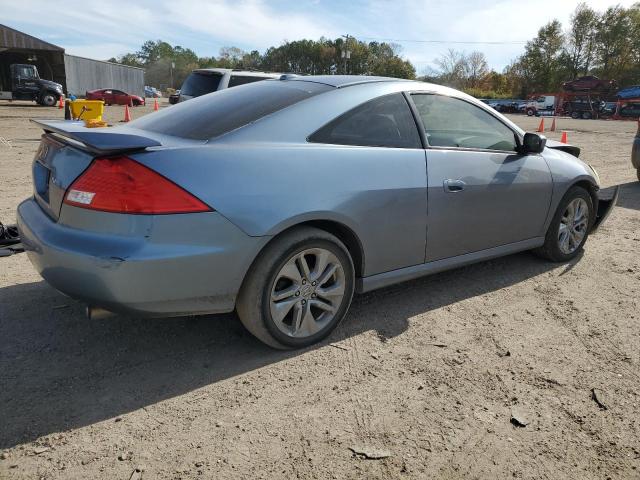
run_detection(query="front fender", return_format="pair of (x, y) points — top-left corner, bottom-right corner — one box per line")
(541, 147), (599, 233)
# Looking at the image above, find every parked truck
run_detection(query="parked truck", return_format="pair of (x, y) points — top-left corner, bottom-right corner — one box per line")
(0, 64), (64, 106)
(524, 94), (556, 116)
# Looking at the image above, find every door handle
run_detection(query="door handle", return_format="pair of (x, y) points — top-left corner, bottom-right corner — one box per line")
(443, 179), (466, 193)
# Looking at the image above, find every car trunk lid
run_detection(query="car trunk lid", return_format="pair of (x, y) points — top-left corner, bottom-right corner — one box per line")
(29, 120), (187, 221)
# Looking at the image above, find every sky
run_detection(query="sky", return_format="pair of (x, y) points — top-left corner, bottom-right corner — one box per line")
(0, 0), (637, 73)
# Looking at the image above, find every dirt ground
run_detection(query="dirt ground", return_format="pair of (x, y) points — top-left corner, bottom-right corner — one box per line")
(0, 99), (639, 480)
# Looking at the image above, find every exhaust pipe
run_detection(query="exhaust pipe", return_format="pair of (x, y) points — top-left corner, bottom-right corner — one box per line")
(86, 305), (115, 320)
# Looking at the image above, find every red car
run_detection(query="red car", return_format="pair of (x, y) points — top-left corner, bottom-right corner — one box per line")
(85, 89), (145, 106)
(562, 76), (617, 92)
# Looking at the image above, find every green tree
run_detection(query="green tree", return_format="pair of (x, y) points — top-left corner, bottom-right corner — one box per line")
(517, 20), (565, 93)
(565, 3), (599, 77)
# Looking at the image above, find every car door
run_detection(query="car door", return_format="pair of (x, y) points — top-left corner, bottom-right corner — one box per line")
(307, 92), (428, 275)
(101, 90), (114, 104)
(112, 90), (127, 105)
(11, 65), (40, 97)
(409, 93), (553, 262)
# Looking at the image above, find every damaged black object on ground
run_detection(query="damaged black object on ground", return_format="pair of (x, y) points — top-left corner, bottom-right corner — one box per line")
(0, 222), (23, 256)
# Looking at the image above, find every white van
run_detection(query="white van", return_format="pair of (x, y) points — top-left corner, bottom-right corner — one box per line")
(178, 69), (282, 102)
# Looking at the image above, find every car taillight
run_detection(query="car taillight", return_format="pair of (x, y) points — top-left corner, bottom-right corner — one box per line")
(64, 156), (211, 214)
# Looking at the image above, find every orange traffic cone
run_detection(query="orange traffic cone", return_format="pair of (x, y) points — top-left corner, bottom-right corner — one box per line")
(153, 97), (159, 111)
(58, 96), (64, 109)
(123, 104), (132, 122)
(537, 118), (545, 132)
(550, 117), (556, 132)
(560, 131), (568, 143)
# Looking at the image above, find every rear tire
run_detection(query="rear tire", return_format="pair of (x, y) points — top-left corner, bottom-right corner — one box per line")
(637, 168), (640, 182)
(526, 108), (535, 116)
(534, 186), (594, 262)
(571, 111), (580, 119)
(236, 227), (355, 349)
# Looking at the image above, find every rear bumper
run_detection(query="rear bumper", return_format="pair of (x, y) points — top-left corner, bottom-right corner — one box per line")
(17, 198), (267, 316)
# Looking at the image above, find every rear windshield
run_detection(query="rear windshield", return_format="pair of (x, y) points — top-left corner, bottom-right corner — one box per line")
(132, 80), (332, 140)
(180, 71), (222, 97)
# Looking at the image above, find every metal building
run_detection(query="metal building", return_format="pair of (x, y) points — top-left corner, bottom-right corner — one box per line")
(64, 55), (144, 97)
(0, 24), (144, 97)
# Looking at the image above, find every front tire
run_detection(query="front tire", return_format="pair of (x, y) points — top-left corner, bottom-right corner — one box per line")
(534, 186), (594, 262)
(236, 227), (355, 349)
(41, 93), (57, 107)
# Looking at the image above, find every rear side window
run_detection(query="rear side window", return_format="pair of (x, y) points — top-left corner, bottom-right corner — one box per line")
(228, 75), (271, 88)
(308, 93), (421, 149)
(132, 80), (332, 140)
(180, 72), (222, 97)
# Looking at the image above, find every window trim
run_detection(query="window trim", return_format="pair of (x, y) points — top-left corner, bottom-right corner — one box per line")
(306, 92), (424, 150)
(408, 92), (525, 155)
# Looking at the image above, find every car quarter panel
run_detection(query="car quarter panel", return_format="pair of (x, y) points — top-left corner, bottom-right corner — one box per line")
(17, 197), (268, 315)
(132, 143), (428, 276)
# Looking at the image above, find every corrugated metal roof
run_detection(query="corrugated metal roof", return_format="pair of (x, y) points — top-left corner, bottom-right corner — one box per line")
(0, 24), (64, 51)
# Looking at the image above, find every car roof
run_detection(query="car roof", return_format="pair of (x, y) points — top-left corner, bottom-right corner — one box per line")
(287, 75), (413, 88)
(192, 68), (281, 77)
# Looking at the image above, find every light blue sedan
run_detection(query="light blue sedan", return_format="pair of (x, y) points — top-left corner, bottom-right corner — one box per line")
(17, 75), (616, 348)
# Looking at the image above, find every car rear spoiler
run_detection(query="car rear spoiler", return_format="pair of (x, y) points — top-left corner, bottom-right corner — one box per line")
(30, 119), (162, 155)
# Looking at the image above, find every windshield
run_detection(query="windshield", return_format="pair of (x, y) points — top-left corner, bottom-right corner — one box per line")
(180, 72), (223, 97)
(132, 80), (332, 140)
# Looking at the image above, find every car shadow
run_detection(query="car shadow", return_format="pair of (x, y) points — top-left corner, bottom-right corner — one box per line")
(0, 251), (558, 448)
(614, 180), (640, 211)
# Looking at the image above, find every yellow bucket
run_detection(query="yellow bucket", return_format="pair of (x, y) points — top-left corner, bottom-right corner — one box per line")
(69, 100), (104, 121)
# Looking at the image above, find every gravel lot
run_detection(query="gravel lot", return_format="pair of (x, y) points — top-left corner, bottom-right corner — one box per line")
(1, 100), (639, 479)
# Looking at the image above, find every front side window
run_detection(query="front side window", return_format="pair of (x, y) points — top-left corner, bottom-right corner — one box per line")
(228, 75), (270, 88)
(411, 94), (517, 152)
(18, 66), (35, 78)
(309, 93), (421, 149)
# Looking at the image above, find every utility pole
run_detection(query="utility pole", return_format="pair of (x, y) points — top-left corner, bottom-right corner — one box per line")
(341, 34), (352, 74)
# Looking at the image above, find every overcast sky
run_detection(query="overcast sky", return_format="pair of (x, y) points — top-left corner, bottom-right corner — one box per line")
(1, 0), (637, 73)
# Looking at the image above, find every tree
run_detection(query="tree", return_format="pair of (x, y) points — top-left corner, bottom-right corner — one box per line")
(516, 20), (565, 93)
(594, 6), (636, 83)
(565, 3), (599, 77)
(463, 51), (489, 88)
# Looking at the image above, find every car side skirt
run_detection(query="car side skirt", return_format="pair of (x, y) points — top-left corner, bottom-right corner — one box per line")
(357, 237), (545, 293)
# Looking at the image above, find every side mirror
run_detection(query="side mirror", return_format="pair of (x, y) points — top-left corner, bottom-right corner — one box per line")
(519, 132), (546, 154)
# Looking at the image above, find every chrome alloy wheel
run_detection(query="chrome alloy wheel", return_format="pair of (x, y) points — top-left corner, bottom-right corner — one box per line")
(270, 248), (346, 338)
(558, 198), (589, 254)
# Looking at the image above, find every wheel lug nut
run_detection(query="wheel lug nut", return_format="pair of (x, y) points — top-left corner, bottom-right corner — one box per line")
(312, 293), (316, 298)
(302, 279), (306, 285)
(302, 300), (306, 305)
(312, 281), (317, 286)
(295, 291), (300, 296)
